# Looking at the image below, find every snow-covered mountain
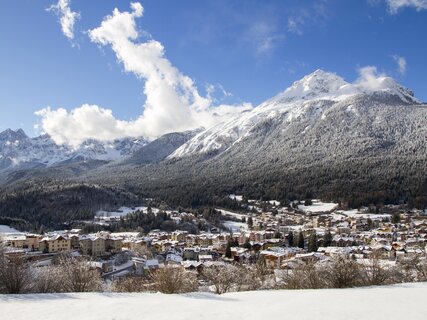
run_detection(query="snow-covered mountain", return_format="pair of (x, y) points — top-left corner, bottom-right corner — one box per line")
(0, 69), (426, 208)
(121, 129), (203, 165)
(170, 69), (422, 158)
(0, 129), (148, 172)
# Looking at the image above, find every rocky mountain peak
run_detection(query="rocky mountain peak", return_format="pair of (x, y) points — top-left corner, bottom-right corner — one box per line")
(0, 128), (29, 142)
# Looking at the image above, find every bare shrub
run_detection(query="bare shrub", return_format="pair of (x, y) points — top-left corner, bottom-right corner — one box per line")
(0, 254), (31, 294)
(413, 258), (427, 281)
(203, 265), (239, 294)
(31, 265), (64, 293)
(397, 256), (427, 283)
(151, 266), (198, 294)
(254, 257), (272, 287)
(360, 251), (393, 286)
(233, 265), (263, 292)
(282, 267), (307, 289)
(112, 276), (154, 293)
(57, 256), (102, 292)
(325, 256), (362, 288)
(283, 259), (327, 289)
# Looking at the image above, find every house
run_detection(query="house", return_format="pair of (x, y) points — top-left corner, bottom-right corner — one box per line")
(38, 235), (71, 253)
(79, 235), (106, 257)
(183, 247), (200, 261)
(171, 231), (188, 242)
(130, 238), (150, 252)
(106, 237), (123, 254)
(132, 257), (160, 275)
(199, 254), (213, 262)
(69, 235), (80, 250)
(79, 237), (93, 256)
(5, 235), (27, 249)
(89, 260), (114, 274)
(91, 237), (106, 257)
(212, 234), (229, 251)
(260, 249), (286, 268)
(166, 253), (183, 265)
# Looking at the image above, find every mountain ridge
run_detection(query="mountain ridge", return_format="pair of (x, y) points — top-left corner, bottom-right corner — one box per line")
(0, 129), (148, 173)
(1, 69), (426, 209)
(169, 70), (422, 159)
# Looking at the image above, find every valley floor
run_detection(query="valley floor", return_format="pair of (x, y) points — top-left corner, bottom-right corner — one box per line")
(1, 283), (426, 320)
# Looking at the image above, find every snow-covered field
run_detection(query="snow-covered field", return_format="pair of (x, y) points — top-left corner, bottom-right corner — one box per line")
(223, 220), (248, 232)
(298, 200), (339, 213)
(217, 209), (247, 219)
(95, 206), (146, 219)
(1, 283), (426, 320)
(0, 225), (20, 234)
(336, 209), (392, 220)
(228, 194), (243, 202)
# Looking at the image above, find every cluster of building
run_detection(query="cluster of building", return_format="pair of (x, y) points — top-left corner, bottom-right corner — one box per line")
(2, 199), (427, 276)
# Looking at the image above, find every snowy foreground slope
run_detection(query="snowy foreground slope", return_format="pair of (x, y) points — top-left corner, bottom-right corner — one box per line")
(1, 283), (427, 320)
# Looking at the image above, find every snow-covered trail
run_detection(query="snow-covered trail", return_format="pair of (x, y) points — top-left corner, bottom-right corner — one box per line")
(1, 283), (426, 320)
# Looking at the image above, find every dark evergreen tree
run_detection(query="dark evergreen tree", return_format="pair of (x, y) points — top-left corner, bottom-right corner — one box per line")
(308, 233), (318, 252)
(304, 199), (313, 206)
(243, 239), (252, 250)
(297, 231), (305, 249)
(225, 240), (232, 259)
(247, 216), (253, 229)
(288, 231), (294, 247)
(367, 218), (373, 230)
(323, 229), (333, 247)
(392, 212), (401, 224)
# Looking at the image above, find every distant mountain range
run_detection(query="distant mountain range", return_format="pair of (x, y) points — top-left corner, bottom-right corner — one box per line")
(0, 128), (147, 171)
(1, 69), (426, 210)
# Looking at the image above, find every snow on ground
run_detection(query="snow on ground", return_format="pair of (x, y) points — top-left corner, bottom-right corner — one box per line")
(95, 206), (146, 219)
(112, 260), (134, 272)
(269, 200), (280, 206)
(95, 206), (163, 219)
(298, 200), (338, 213)
(1, 283), (427, 320)
(217, 209), (247, 220)
(0, 225), (20, 234)
(110, 232), (140, 238)
(336, 210), (392, 220)
(223, 220), (248, 232)
(229, 194), (243, 202)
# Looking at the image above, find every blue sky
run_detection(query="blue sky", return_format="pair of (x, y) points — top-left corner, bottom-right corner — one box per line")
(0, 0), (426, 142)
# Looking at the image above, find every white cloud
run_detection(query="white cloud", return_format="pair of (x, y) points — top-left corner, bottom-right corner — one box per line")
(386, 0), (427, 13)
(205, 83), (233, 103)
(392, 55), (407, 75)
(287, 17), (304, 35)
(37, 2), (252, 147)
(47, 0), (80, 41)
(356, 66), (386, 90)
(287, 3), (328, 36)
(355, 66), (396, 91)
(248, 22), (284, 57)
(35, 105), (142, 147)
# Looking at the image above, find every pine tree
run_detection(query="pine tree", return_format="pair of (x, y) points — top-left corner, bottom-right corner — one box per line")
(308, 233), (318, 252)
(225, 241), (232, 259)
(323, 229), (333, 247)
(367, 218), (373, 230)
(288, 231), (294, 247)
(247, 216), (253, 229)
(243, 239), (252, 250)
(304, 199), (313, 206)
(297, 231), (305, 249)
(392, 212), (401, 224)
